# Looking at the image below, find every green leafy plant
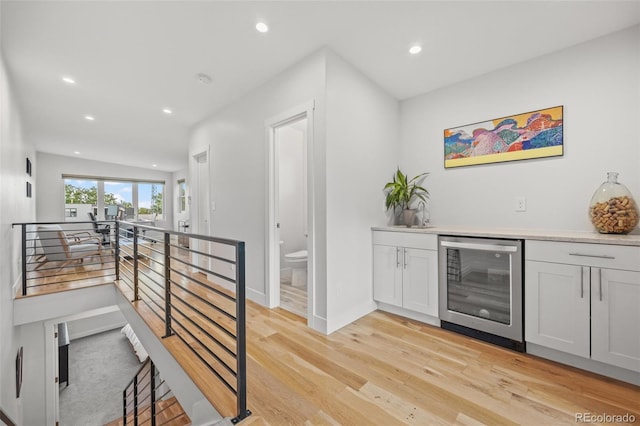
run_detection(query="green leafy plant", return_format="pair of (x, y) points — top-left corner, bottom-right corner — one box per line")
(384, 168), (429, 212)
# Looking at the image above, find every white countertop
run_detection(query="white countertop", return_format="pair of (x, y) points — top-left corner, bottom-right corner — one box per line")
(371, 225), (640, 247)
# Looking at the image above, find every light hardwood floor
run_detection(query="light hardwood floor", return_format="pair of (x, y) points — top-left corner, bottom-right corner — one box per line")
(243, 305), (639, 425)
(25, 249), (640, 425)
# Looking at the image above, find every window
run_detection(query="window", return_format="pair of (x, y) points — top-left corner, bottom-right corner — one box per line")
(64, 179), (97, 221)
(104, 181), (132, 218)
(178, 179), (187, 213)
(62, 175), (165, 222)
(138, 183), (164, 220)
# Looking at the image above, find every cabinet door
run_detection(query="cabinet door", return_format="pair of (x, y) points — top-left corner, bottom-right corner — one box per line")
(402, 248), (438, 316)
(373, 244), (402, 306)
(525, 261), (590, 357)
(591, 268), (640, 372)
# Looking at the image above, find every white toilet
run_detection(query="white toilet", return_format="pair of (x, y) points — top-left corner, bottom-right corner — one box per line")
(284, 249), (307, 288)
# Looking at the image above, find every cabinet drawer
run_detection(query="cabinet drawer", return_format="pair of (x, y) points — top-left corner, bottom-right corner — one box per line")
(373, 231), (437, 250)
(526, 240), (640, 271)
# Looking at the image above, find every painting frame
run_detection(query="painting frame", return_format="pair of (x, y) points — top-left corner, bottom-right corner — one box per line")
(444, 106), (564, 168)
(26, 157), (32, 176)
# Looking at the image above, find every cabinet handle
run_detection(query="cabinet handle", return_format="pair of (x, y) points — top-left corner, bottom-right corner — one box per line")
(568, 253), (615, 260)
(580, 267), (584, 298)
(403, 248), (408, 269)
(596, 268), (603, 302)
(396, 247), (400, 268)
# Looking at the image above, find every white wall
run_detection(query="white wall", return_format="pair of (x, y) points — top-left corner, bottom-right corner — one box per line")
(324, 50), (399, 332)
(36, 152), (175, 228)
(189, 49), (328, 325)
(67, 309), (126, 340)
(400, 25), (640, 231)
(0, 26), (34, 423)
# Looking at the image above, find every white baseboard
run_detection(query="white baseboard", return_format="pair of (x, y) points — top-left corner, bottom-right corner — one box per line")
(376, 302), (441, 328)
(526, 342), (640, 386)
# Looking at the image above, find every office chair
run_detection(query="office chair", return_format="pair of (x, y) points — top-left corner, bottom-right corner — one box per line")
(88, 212), (111, 244)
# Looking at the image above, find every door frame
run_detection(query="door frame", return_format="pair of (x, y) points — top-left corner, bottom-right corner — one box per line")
(265, 100), (315, 322)
(190, 149), (210, 271)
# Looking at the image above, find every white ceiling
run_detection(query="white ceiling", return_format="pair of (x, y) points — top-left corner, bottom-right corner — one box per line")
(2, 1), (639, 172)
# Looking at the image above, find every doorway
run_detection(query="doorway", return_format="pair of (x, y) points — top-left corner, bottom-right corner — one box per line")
(276, 117), (308, 317)
(191, 151), (210, 271)
(266, 101), (315, 323)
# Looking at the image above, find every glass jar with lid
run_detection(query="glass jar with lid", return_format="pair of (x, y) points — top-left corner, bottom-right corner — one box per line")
(589, 172), (639, 234)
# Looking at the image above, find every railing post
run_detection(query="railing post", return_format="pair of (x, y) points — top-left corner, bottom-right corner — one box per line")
(133, 375), (139, 426)
(115, 221), (120, 281)
(234, 241), (249, 422)
(122, 388), (127, 425)
(164, 232), (172, 338)
(21, 224), (27, 296)
(133, 226), (139, 301)
(150, 361), (157, 426)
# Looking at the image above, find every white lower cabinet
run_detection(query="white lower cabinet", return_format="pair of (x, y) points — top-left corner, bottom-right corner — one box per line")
(525, 240), (640, 373)
(372, 231), (438, 317)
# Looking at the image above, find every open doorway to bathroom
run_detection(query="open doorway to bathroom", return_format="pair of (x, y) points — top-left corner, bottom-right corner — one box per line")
(266, 101), (315, 325)
(276, 117), (308, 317)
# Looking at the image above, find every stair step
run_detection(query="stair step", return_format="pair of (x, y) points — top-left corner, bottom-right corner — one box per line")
(102, 397), (190, 426)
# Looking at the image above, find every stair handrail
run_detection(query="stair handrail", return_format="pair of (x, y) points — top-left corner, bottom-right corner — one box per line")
(0, 408), (17, 426)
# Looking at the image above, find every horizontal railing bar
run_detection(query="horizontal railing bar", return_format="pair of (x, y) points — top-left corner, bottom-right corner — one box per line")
(171, 302), (237, 358)
(138, 287), (166, 313)
(169, 265), (237, 298)
(170, 290), (237, 340)
(175, 245), (237, 266)
(138, 280), (165, 304)
(171, 263), (238, 292)
(26, 264), (116, 279)
(124, 359), (151, 390)
(170, 316), (237, 378)
(170, 323), (237, 394)
(24, 274), (117, 290)
(118, 221), (243, 247)
(26, 257), (115, 271)
(13, 220), (117, 227)
(137, 269), (165, 290)
(169, 267), (236, 302)
(170, 280), (237, 323)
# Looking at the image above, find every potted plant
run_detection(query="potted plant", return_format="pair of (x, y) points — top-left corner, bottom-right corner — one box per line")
(384, 168), (429, 227)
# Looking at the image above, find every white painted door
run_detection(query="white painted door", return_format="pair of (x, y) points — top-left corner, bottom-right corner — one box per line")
(524, 260), (590, 357)
(591, 268), (640, 372)
(402, 248), (438, 316)
(372, 244), (402, 307)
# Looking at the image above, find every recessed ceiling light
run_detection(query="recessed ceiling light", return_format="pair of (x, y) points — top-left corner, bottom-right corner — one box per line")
(409, 45), (422, 55)
(62, 76), (76, 85)
(84, 115), (95, 121)
(152, 164), (157, 168)
(255, 22), (269, 33)
(196, 73), (212, 84)
(73, 151), (81, 155)
(162, 108), (173, 115)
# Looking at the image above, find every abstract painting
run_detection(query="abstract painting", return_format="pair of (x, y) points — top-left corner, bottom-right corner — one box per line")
(444, 106), (563, 168)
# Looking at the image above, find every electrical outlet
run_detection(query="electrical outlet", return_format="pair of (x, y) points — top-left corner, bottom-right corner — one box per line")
(515, 196), (527, 212)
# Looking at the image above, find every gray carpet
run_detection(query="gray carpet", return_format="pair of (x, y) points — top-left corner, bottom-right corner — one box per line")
(59, 328), (142, 426)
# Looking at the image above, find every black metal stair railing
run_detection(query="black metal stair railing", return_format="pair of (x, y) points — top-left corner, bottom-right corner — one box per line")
(116, 221), (250, 423)
(0, 408), (17, 426)
(122, 358), (189, 426)
(11, 220), (250, 423)
(11, 221), (117, 296)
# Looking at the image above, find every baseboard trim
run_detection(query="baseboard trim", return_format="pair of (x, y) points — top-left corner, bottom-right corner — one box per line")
(69, 320), (128, 341)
